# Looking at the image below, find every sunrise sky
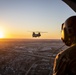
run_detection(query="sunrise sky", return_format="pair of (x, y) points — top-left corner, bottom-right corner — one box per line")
(0, 0), (75, 39)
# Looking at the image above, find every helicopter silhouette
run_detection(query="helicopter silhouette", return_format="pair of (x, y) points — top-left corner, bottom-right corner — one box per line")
(32, 32), (41, 37)
(32, 32), (47, 37)
(28, 31), (47, 37)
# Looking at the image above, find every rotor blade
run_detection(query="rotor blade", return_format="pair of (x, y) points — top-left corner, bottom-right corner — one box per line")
(27, 31), (47, 33)
(62, 0), (76, 12)
(35, 31), (47, 33)
(27, 31), (34, 32)
(40, 32), (48, 33)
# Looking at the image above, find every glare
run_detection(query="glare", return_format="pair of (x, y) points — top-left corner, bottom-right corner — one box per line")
(0, 31), (4, 38)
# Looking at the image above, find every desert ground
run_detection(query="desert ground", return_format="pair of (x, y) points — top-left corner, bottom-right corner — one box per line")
(0, 39), (68, 75)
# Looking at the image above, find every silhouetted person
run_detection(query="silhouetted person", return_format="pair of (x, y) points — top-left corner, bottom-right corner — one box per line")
(53, 16), (76, 75)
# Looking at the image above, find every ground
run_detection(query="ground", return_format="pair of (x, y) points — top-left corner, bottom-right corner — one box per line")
(0, 39), (68, 75)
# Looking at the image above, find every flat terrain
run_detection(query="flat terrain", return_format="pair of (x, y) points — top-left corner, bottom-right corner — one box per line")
(0, 39), (68, 75)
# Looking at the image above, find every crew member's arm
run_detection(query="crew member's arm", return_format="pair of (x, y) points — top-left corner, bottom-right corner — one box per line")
(53, 52), (67, 75)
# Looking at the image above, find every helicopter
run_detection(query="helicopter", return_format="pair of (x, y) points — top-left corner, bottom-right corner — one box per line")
(32, 31), (47, 37)
(28, 31), (47, 37)
(32, 32), (41, 37)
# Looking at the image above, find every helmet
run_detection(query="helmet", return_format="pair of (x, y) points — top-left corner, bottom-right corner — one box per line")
(61, 16), (76, 46)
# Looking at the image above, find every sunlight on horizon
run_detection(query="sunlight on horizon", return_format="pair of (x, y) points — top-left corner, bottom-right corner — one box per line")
(0, 31), (4, 38)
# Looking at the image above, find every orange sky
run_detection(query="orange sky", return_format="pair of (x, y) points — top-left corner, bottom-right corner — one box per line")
(0, 0), (75, 39)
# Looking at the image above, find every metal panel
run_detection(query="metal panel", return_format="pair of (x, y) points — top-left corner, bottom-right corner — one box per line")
(62, 0), (76, 12)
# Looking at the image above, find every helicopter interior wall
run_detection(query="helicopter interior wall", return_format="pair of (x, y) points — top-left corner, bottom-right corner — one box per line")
(62, 0), (76, 12)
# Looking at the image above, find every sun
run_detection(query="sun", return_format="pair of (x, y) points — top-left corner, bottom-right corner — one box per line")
(0, 31), (4, 38)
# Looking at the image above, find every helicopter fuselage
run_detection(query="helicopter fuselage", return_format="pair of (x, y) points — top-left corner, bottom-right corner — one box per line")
(32, 32), (41, 37)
